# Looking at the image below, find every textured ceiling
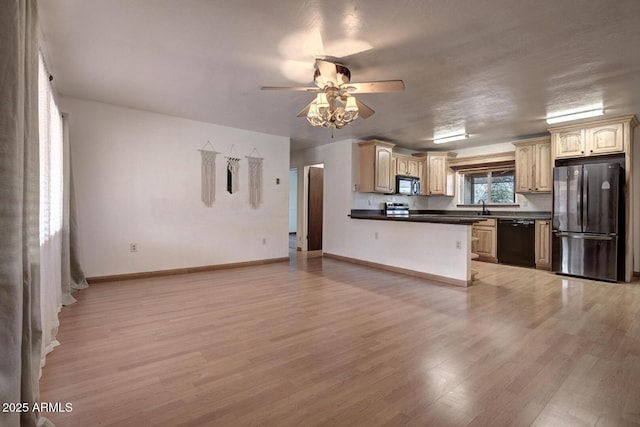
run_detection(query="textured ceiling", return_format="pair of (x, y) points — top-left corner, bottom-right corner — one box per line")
(38, 0), (640, 151)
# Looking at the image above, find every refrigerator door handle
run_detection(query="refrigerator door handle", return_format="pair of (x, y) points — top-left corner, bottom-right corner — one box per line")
(555, 232), (615, 241)
(577, 169), (582, 227)
(583, 169), (588, 228)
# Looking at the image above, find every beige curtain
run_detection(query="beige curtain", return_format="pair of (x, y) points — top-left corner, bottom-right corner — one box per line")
(61, 114), (89, 303)
(38, 52), (63, 367)
(0, 1), (53, 426)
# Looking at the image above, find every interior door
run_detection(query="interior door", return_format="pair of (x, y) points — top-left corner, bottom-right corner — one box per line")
(308, 166), (324, 251)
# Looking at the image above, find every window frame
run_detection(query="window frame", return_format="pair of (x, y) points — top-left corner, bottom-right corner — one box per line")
(456, 166), (519, 207)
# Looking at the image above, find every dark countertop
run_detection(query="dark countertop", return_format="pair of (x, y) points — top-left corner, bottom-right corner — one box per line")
(420, 210), (552, 220)
(349, 213), (481, 225)
(350, 209), (552, 224)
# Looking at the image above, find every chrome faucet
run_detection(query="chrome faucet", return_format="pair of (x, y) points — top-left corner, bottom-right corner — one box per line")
(478, 199), (490, 215)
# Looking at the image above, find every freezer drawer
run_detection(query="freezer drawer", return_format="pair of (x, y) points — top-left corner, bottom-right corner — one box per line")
(552, 232), (618, 282)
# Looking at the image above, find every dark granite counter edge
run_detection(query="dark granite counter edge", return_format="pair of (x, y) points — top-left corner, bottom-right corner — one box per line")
(349, 213), (480, 225)
(351, 209), (552, 220)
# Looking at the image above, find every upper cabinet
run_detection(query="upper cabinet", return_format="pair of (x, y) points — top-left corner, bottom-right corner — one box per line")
(550, 116), (637, 159)
(552, 129), (585, 158)
(414, 152), (456, 196)
(393, 154), (421, 178)
(588, 123), (624, 155)
(358, 140), (396, 193)
(513, 137), (551, 193)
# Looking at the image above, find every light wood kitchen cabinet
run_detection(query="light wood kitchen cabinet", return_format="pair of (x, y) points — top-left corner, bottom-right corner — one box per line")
(588, 123), (624, 155)
(550, 119), (625, 159)
(514, 138), (551, 193)
(472, 218), (497, 263)
(393, 154), (421, 178)
(407, 158), (420, 177)
(394, 154), (407, 176)
(413, 152), (456, 196)
(552, 129), (585, 158)
(358, 140), (396, 193)
(535, 219), (552, 270)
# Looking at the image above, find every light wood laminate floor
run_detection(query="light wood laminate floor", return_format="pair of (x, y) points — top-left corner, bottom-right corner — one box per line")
(40, 256), (640, 426)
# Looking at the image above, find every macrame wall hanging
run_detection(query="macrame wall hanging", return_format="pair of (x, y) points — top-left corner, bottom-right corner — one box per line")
(247, 148), (263, 209)
(226, 145), (240, 194)
(198, 141), (219, 207)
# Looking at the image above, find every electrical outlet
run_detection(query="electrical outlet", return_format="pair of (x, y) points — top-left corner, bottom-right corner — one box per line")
(262, 238), (267, 245)
(375, 232), (379, 240)
(130, 243), (138, 252)
(455, 241), (461, 250)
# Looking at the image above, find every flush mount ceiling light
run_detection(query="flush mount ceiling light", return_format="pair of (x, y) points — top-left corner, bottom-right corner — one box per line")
(546, 108), (604, 124)
(433, 133), (468, 144)
(262, 59), (404, 129)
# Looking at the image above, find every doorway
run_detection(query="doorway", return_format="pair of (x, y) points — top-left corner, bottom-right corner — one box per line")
(289, 168), (297, 251)
(307, 164), (324, 252)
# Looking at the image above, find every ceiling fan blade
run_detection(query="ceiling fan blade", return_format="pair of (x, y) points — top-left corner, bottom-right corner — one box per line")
(316, 59), (338, 85)
(343, 80), (405, 93)
(296, 100), (314, 118)
(261, 86), (320, 92)
(355, 98), (375, 118)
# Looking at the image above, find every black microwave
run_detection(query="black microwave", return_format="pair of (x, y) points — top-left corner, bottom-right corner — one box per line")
(396, 175), (420, 195)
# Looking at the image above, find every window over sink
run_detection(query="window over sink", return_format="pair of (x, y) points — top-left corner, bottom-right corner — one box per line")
(460, 168), (516, 205)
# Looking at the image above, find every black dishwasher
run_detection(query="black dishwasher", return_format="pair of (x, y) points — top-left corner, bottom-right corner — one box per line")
(497, 219), (535, 267)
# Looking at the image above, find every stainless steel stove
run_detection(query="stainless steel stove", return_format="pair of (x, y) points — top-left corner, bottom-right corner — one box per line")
(384, 202), (409, 217)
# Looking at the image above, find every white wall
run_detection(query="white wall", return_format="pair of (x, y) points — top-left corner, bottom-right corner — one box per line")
(291, 140), (349, 251)
(63, 97), (290, 277)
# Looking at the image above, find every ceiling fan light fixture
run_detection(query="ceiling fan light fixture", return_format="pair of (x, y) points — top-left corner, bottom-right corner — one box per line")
(307, 103), (319, 119)
(306, 92), (359, 129)
(433, 133), (468, 144)
(345, 96), (359, 112)
(546, 108), (604, 124)
(263, 59), (403, 130)
(316, 93), (329, 109)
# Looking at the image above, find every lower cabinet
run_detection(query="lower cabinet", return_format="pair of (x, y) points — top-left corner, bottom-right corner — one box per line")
(471, 218), (497, 263)
(471, 217), (550, 268)
(535, 219), (552, 270)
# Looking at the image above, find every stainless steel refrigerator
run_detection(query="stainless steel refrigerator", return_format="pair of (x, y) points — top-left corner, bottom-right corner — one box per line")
(552, 162), (623, 282)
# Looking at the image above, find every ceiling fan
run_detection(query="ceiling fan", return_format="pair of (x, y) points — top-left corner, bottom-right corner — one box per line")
(261, 59), (404, 129)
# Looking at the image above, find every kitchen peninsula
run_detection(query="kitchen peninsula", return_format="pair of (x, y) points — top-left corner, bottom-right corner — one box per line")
(343, 207), (553, 287)
(338, 210), (482, 287)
